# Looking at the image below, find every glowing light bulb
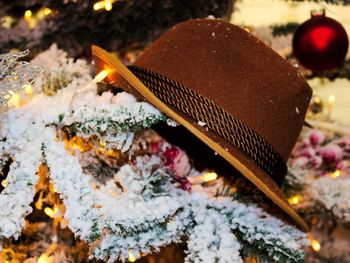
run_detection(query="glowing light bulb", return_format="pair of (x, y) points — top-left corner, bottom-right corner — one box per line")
(94, 69), (109, 83)
(288, 195), (301, 205)
(331, 170), (341, 178)
(93, 1), (105, 11)
(44, 206), (58, 218)
(311, 239), (321, 252)
(24, 84), (33, 95)
(24, 10), (32, 21)
(43, 7), (52, 16)
(7, 93), (21, 108)
(100, 139), (107, 148)
(38, 253), (50, 263)
(105, 0), (113, 11)
(202, 172), (218, 182)
(128, 250), (136, 262)
(1, 180), (8, 188)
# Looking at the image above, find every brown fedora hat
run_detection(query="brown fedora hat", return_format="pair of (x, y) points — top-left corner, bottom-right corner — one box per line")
(91, 19), (312, 232)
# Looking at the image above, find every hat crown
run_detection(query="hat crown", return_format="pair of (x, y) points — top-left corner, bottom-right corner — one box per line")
(134, 19), (312, 160)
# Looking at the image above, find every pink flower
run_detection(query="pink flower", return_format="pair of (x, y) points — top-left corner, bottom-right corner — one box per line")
(309, 130), (325, 145)
(320, 144), (343, 164)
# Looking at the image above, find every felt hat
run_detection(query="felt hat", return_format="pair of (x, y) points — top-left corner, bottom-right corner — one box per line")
(91, 19), (312, 232)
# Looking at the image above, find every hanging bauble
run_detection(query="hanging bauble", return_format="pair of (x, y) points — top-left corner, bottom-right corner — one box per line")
(292, 10), (349, 72)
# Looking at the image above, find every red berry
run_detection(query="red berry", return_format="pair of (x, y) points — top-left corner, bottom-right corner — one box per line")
(164, 147), (179, 164)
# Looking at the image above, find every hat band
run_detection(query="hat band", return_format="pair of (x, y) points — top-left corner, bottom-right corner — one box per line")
(128, 66), (287, 186)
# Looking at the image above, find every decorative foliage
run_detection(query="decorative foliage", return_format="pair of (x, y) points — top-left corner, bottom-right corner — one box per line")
(0, 46), (306, 263)
(0, 0), (233, 58)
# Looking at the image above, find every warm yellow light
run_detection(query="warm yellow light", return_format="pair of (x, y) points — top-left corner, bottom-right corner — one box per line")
(93, 1), (105, 11)
(128, 250), (137, 262)
(38, 253), (50, 263)
(203, 172), (218, 182)
(2, 16), (14, 28)
(100, 139), (107, 148)
(314, 96), (321, 104)
(288, 195), (301, 205)
(24, 10), (32, 20)
(44, 206), (58, 218)
(43, 7), (52, 16)
(94, 69), (109, 82)
(311, 239), (321, 252)
(1, 179), (8, 188)
(24, 84), (33, 95)
(328, 95), (336, 104)
(105, 0), (113, 11)
(331, 170), (341, 178)
(7, 93), (21, 108)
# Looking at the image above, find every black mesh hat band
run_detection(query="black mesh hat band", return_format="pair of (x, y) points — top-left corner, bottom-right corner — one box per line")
(128, 65), (287, 186)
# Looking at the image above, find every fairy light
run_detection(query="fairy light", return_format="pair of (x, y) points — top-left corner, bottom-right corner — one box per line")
(94, 69), (110, 83)
(100, 139), (107, 148)
(314, 96), (321, 104)
(202, 172), (218, 182)
(44, 206), (58, 218)
(24, 84), (33, 97)
(37, 253), (50, 263)
(93, 0), (116, 11)
(128, 250), (136, 262)
(43, 7), (52, 16)
(331, 170), (341, 178)
(1, 179), (8, 188)
(288, 194), (302, 205)
(311, 239), (321, 252)
(24, 10), (32, 21)
(327, 94), (335, 118)
(105, 0), (113, 11)
(188, 171), (218, 184)
(7, 93), (21, 108)
(2, 16), (14, 28)
(93, 1), (106, 11)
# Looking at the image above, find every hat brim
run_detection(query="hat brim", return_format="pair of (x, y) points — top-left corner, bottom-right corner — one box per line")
(91, 45), (309, 232)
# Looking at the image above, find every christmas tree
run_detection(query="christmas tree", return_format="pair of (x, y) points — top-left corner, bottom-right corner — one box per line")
(0, 45), (306, 263)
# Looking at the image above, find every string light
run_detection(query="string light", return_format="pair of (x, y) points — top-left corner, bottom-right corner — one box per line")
(43, 7), (52, 16)
(37, 253), (50, 263)
(188, 171), (218, 184)
(105, 0), (113, 11)
(331, 170), (341, 178)
(7, 93), (21, 108)
(44, 206), (58, 218)
(93, 1), (105, 11)
(310, 239), (321, 252)
(24, 10), (32, 21)
(128, 250), (136, 262)
(1, 179), (8, 188)
(93, 0), (116, 11)
(94, 69), (110, 83)
(202, 172), (218, 182)
(288, 194), (302, 205)
(327, 94), (336, 118)
(100, 139), (107, 148)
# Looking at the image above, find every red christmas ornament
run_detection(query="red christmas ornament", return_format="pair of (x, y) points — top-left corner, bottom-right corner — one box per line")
(292, 10), (349, 71)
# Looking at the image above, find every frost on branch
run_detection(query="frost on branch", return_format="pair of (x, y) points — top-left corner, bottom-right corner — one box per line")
(0, 46), (306, 263)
